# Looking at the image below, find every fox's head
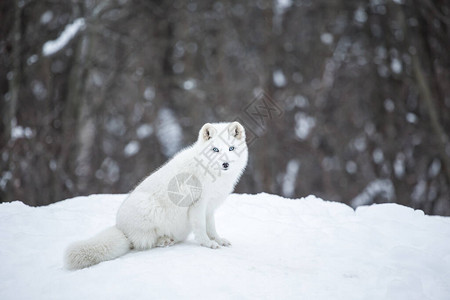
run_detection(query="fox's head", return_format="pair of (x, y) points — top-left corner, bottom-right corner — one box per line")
(196, 122), (248, 177)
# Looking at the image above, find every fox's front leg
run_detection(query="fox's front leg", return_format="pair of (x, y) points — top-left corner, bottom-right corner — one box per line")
(206, 210), (231, 247)
(188, 203), (220, 249)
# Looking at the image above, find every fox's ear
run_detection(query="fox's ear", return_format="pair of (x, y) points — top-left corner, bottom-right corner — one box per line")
(199, 123), (216, 141)
(229, 122), (245, 140)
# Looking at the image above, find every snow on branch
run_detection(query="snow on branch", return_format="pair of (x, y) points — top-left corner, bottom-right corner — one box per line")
(42, 18), (86, 56)
(350, 179), (395, 208)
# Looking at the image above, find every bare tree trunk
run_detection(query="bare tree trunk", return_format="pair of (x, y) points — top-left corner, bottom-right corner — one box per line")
(5, 0), (21, 142)
(0, 0), (22, 203)
(73, 26), (97, 192)
(411, 54), (450, 184)
(398, 2), (450, 185)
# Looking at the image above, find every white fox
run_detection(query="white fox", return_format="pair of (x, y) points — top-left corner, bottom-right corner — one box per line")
(65, 122), (248, 269)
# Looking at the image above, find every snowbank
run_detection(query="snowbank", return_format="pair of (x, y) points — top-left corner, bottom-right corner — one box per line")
(1, 193), (449, 299)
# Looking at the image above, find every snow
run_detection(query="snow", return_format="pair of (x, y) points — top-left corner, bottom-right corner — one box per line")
(275, 0), (292, 12)
(183, 79), (196, 90)
(394, 152), (406, 178)
(96, 158), (120, 183)
(40, 11), (53, 24)
(391, 58), (403, 74)
(384, 98), (395, 112)
(42, 18), (85, 56)
(273, 0), (292, 32)
(412, 180), (427, 204)
(27, 54), (38, 65)
(272, 70), (287, 87)
(320, 33), (334, 45)
(143, 86), (155, 101)
(0, 171), (12, 190)
(123, 140), (140, 157)
(295, 112), (316, 140)
(293, 95), (308, 108)
(136, 124), (153, 139)
(156, 108), (183, 157)
(282, 160), (300, 197)
(10, 118), (34, 141)
(1, 193), (449, 299)
(353, 136), (367, 152)
(428, 159), (441, 178)
(354, 7), (368, 23)
(406, 112), (418, 124)
(345, 160), (357, 174)
(32, 80), (47, 100)
(11, 125), (33, 140)
(351, 179), (395, 207)
(372, 148), (384, 164)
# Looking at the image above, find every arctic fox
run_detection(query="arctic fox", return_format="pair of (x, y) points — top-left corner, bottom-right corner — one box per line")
(65, 122), (248, 269)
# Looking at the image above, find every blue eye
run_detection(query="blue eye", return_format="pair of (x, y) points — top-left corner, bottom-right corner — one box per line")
(212, 147), (219, 152)
(229, 146), (235, 151)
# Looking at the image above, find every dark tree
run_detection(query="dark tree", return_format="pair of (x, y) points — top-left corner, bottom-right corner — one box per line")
(1, 0), (449, 215)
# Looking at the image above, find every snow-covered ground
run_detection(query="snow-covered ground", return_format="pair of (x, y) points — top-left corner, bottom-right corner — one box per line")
(1, 193), (449, 299)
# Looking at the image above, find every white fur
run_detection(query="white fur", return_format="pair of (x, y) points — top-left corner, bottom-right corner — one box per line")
(65, 122), (248, 269)
(65, 226), (130, 270)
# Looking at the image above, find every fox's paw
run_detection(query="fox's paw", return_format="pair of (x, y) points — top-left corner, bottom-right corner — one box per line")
(200, 240), (220, 249)
(214, 237), (231, 247)
(156, 236), (175, 247)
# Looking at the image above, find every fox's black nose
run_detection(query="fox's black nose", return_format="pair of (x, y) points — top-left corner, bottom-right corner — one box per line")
(222, 162), (229, 169)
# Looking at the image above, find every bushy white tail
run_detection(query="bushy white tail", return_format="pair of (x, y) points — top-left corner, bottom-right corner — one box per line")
(65, 226), (130, 270)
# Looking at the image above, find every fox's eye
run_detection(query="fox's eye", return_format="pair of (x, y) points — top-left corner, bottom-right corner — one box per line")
(212, 147), (219, 152)
(229, 146), (235, 151)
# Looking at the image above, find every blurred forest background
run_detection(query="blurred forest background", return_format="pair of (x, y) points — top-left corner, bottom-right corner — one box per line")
(1, 0), (449, 215)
